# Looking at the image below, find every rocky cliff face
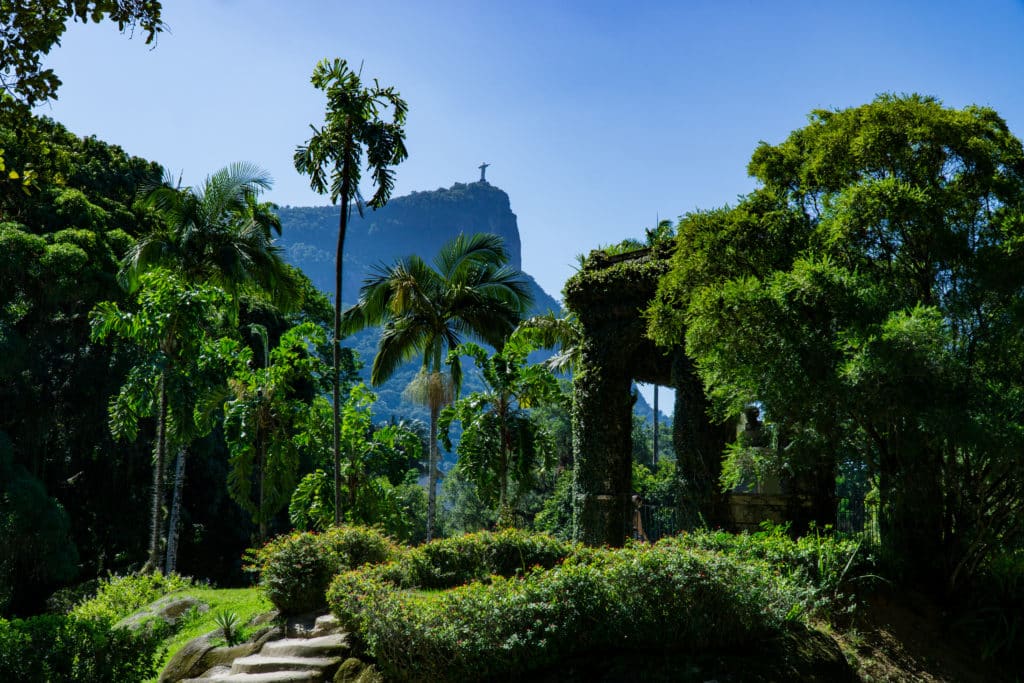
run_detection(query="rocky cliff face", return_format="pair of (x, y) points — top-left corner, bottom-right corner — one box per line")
(276, 181), (533, 306)
(274, 181), (562, 445)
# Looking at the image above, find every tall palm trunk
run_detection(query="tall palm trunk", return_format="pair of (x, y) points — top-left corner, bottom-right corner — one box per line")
(426, 401), (440, 542)
(498, 398), (511, 526)
(333, 148), (352, 527)
(145, 371), (168, 573)
(653, 385), (659, 466)
(164, 445), (187, 573)
(257, 433), (267, 542)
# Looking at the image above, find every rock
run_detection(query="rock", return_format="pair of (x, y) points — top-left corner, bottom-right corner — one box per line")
(160, 626), (283, 682)
(160, 633), (217, 683)
(333, 658), (364, 683)
(118, 595), (208, 633)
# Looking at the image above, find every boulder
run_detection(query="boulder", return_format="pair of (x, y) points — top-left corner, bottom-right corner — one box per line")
(117, 595), (208, 633)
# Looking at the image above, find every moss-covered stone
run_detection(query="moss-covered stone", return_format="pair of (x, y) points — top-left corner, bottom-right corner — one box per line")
(564, 244), (731, 545)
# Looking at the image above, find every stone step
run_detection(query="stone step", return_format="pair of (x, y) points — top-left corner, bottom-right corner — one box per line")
(182, 671), (320, 683)
(230, 654), (342, 675)
(261, 634), (349, 658)
(311, 613), (340, 636)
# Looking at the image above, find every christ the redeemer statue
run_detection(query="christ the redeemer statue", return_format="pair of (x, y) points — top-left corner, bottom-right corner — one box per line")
(478, 162), (490, 183)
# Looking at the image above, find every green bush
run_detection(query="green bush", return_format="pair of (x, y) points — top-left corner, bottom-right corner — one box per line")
(0, 614), (164, 682)
(378, 528), (574, 590)
(248, 525), (396, 614)
(671, 523), (873, 606)
(328, 537), (806, 681)
(955, 549), (1024, 669)
(71, 572), (195, 623)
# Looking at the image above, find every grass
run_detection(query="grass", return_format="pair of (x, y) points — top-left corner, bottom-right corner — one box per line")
(147, 586), (272, 681)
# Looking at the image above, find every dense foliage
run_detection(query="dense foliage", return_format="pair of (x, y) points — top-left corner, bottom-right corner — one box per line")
(0, 614), (164, 682)
(326, 530), (816, 682)
(245, 525), (396, 614)
(651, 94), (1024, 593)
(1, 114), (164, 608)
(69, 571), (195, 623)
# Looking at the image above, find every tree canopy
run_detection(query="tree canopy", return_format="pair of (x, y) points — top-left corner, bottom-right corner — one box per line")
(0, 0), (164, 106)
(651, 94), (1024, 592)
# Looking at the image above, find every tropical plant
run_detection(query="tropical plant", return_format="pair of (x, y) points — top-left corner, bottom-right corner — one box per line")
(341, 232), (532, 540)
(439, 333), (559, 524)
(90, 270), (228, 572)
(513, 311), (581, 374)
(217, 322), (326, 542)
(122, 162), (299, 311)
(294, 57), (409, 527)
(119, 162), (303, 569)
(289, 386), (427, 541)
(212, 610), (240, 646)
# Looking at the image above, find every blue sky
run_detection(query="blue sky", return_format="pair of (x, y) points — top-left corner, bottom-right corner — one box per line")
(38, 0), (1024, 405)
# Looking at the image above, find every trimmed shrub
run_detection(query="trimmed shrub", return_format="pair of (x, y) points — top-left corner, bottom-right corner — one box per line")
(248, 525), (397, 614)
(328, 538), (807, 681)
(0, 614), (164, 682)
(377, 528), (574, 590)
(71, 571), (195, 623)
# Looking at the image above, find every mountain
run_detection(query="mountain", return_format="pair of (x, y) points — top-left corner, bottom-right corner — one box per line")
(275, 180), (661, 463)
(276, 181), (537, 307)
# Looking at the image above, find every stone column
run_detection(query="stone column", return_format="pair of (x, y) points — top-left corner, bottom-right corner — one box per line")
(571, 356), (634, 546)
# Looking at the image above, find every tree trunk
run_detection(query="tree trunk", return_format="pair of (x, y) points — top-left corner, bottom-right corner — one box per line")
(497, 401), (509, 528)
(426, 401), (440, 542)
(144, 372), (168, 573)
(333, 156), (352, 528)
(653, 385), (659, 466)
(164, 445), (187, 574)
(257, 433), (267, 543)
(879, 433), (944, 592)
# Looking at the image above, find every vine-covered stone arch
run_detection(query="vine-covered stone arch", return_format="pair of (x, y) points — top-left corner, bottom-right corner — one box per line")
(563, 245), (732, 546)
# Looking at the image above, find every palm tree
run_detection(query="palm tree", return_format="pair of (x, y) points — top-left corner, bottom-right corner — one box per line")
(342, 233), (532, 540)
(293, 58), (408, 525)
(122, 162), (299, 310)
(118, 162), (300, 572)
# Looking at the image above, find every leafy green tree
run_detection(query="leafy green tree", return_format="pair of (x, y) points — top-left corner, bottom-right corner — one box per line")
(218, 322), (326, 542)
(659, 94), (1024, 592)
(0, 114), (164, 587)
(0, 0), (163, 106)
(439, 334), (559, 524)
(294, 57), (409, 527)
(289, 385), (426, 541)
(120, 162), (304, 567)
(90, 269), (228, 572)
(438, 465), (498, 536)
(341, 232), (532, 540)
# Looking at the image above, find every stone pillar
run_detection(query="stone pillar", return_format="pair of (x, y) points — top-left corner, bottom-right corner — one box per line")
(571, 357), (634, 546)
(672, 352), (731, 529)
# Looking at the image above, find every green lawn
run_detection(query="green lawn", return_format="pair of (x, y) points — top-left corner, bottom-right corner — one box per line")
(149, 586), (272, 681)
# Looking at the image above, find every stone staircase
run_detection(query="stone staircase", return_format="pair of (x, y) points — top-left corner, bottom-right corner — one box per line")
(181, 615), (350, 683)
